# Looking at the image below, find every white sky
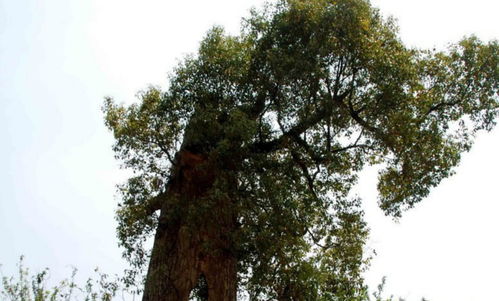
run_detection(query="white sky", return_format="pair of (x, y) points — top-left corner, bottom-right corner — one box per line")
(0, 0), (497, 300)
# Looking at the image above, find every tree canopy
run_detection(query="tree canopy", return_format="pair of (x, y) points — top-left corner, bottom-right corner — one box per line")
(103, 0), (498, 299)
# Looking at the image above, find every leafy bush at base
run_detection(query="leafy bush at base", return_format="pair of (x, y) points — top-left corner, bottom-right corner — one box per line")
(0, 256), (137, 301)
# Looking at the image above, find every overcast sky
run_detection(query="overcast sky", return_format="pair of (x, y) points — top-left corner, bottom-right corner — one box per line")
(1, 1), (498, 300)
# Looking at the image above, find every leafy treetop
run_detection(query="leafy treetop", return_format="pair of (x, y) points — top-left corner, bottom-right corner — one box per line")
(103, 0), (498, 298)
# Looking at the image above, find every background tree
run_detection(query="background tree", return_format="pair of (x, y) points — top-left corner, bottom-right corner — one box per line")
(103, 0), (498, 300)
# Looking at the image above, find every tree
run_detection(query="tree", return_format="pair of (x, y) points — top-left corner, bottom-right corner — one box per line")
(103, 0), (499, 300)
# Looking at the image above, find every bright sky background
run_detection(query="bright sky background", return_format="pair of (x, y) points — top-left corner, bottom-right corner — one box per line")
(1, 0), (498, 300)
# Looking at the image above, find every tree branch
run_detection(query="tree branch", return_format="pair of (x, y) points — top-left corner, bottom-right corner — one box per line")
(144, 190), (168, 216)
(249, 89), (352, 154)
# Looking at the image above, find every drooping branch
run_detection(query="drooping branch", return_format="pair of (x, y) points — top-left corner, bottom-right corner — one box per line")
(289, 149), (318, 199)
(326, 78), (397, 152)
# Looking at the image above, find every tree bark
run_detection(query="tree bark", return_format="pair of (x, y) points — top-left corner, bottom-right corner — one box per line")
(142, 220), (200, 301)
(142, 150), (237, 301)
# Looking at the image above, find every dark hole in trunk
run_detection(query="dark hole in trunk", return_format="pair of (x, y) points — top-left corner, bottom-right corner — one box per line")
(189, 274), (208, 301)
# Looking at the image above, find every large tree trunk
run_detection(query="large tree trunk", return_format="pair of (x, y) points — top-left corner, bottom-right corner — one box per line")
(201, 251), (237, 300)
(142, 150), (237, 301)
(142, 220), (200, 301)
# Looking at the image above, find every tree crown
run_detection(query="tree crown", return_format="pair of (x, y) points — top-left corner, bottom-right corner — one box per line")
(103, 0), (498, 298)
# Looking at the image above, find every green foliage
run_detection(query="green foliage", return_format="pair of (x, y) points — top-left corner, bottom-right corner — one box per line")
(1, 258), (424, 300)
(103, 0), (499, 298)
(0, 257), (135, 301)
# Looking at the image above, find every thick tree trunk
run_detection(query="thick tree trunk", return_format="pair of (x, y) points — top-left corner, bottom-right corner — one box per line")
(142, 150), (237, 301)
(202, 251), (237, 300)
(142, 220), (200, 301)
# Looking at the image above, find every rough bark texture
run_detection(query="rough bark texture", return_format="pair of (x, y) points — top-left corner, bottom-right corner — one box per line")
(142, 150), (237, 301)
